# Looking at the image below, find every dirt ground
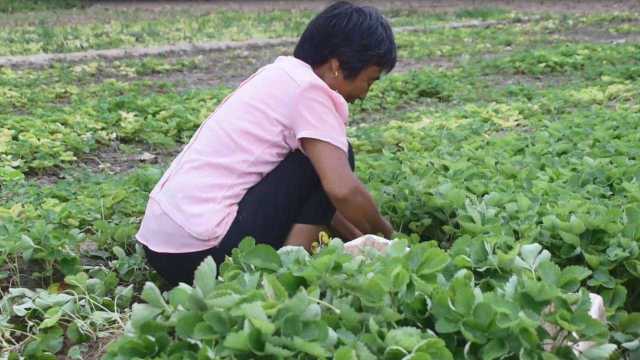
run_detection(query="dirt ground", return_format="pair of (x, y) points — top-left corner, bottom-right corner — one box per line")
(130, 45), (457, 91)
(3, 0), (639, 28)
(93, 0), (640, 13)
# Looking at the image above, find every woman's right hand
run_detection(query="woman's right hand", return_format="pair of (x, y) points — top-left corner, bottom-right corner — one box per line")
(379, 217), (394, 239)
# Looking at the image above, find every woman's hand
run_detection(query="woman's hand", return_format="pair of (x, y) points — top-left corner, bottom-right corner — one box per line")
(380, 217), (394, 239)
(330, 211), (363, 241)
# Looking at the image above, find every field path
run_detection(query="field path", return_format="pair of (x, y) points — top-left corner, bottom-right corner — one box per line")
(0, 18), (531, 67)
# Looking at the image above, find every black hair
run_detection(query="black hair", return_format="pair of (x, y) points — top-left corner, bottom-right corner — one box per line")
(294, 1), (397, 80)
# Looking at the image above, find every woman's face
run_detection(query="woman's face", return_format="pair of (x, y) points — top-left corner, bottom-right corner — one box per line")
(335, 65), (383, 103)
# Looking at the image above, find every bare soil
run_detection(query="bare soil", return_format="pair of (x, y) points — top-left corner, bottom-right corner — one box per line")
(130, 47), (456, 91)
(143, 45), (294, 90)
(55, 330), (122, 360)
(90, 0), (639, 14)
(2, 0), (638, 28)
(560, 24), (640, 43)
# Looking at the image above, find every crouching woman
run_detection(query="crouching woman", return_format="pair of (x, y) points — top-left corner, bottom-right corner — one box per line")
(136, 1), (396, 286)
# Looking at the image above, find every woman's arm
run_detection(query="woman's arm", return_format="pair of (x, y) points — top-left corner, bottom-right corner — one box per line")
(301, 138), (393, 238)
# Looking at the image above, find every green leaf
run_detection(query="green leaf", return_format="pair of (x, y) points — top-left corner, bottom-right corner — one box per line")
(624, 260), (640, 277)
(417, 247), (450, 275)
(291, 336), (330, 358)
(481, 339), (508, 360)
(385, 327), (424, 351)
(130, 303), (162, 331)
(431, 289), (461, 332)
(537, 261), (561, 286)
(406, 353), (431, 360)
(438, 183), (466, 208)
(223, 331), (251, 352)
(542, 353), (561, 360)
(168, 284), (192, 308)
(39, 306), (62, 329)
(391, 266), (410, 291)
(59, 256), (81, 275)
(334, 346), (358, 360)
(516, 243), (550, 270)
(300, 320), (329, 342)
(278, 246), (311, 267)
(64, 272), (89, 289)
(523, 278), (559, 302)
(115, 285), (134, 308)
(193, 322), (216, 340)
(112, 246), (127, 259)
(354, 277), (386, 306)
(244, 244), (282, 271)
(517, 324), (539, 349)
(601, 285), (627, 310)
(67, 345), (84, 359)
(473, 302), (495, 329)
(325, 327), (338, 348)
(264, 342), (295, 357)
(559, 231), (581, 247)
(262, 274), (288, 302)
(461, 319), (488, 344)
(386, 239), (409, 257)
(66, 321), (89, 344)
(620, 313), (640, 336)
(451, 273), (475, 315)
(435, 317), (460, 333)
(242, 302), (276, 335)
(559, 266), (592, 292)
(624, 205), (640, 239)
(175, 311), (201, 338)
(414, 338), (453, 360)
(24, 326), (64, 356)
(355, 341), (377, 360)
(578, 344), (617, 360)
(248, 327), (266, 353)
(383, 346), (408, 360)
(301, 304), (321, 321)
(565, 215), (586, 235)
(194, 256), (217, 296)
(203, 309), (231, 334)
(281, 313), (304, 337)
(141, 282), (168, 310)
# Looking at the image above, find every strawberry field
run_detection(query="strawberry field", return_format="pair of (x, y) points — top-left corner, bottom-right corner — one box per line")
(1, 1), (640, 359)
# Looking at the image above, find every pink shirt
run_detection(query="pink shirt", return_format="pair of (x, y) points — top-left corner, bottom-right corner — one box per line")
(136, 56), (349, 253)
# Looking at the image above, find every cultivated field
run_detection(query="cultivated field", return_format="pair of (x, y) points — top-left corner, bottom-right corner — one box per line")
(1, 1), (640, 359)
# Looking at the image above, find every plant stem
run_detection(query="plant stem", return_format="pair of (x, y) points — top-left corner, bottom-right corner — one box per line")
(306, 295), (341, 315)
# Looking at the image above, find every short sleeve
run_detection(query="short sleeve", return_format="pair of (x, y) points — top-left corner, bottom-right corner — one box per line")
(290, 82), (349, 155)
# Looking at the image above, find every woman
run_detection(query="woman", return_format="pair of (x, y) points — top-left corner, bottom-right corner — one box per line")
(136, 1), (396, 286)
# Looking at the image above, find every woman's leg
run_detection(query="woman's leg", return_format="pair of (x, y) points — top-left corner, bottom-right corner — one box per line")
(284, 223), (327, 251)
(143, 244), (229, 287)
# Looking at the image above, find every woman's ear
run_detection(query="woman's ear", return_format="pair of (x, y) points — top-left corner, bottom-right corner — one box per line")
(329, 58), (342, 79)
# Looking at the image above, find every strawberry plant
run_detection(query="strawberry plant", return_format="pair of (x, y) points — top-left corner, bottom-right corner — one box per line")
(103, 238), (616, 359)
